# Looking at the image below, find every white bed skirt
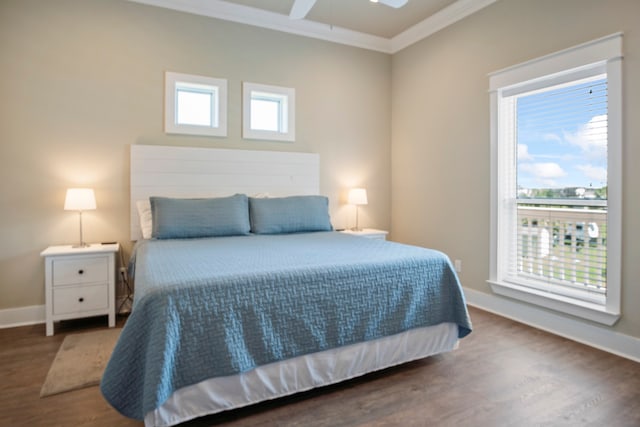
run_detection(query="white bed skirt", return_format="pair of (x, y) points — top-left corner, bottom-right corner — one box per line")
(145, 322), (459, 427)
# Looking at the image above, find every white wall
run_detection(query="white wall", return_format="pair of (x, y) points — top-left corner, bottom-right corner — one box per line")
(391, 0), (640, 342)
(0, 0), (391, 311)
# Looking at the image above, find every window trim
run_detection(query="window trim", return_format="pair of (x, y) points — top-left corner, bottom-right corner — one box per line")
(488, 33), (623, 326)
(165, 71), (228, 137)
(242, 82), (295, 142)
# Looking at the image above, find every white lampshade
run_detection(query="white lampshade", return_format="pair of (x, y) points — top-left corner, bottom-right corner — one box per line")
(64, 188), (96, 211)
(348, 188), (368, 206)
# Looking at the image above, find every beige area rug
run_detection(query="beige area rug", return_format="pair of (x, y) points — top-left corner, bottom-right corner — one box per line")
(40, 328), (121, 398)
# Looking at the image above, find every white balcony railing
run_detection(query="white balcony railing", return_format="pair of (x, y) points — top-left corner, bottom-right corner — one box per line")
(515, 203), (607, 293)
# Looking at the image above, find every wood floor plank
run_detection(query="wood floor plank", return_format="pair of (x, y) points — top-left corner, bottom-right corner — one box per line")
(0, 307), (638, 426)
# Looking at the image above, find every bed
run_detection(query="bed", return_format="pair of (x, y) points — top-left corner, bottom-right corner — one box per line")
(100, 146), (472, 426)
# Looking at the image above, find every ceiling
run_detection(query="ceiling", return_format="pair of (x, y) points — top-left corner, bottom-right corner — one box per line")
(224, 0), (458, 39)
(128, 0), (497, 53)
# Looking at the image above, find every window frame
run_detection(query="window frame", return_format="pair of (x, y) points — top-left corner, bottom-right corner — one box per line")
(488, 33), (623, 326)
(165, 71), (228, 137)
(242, 82), (295, 142)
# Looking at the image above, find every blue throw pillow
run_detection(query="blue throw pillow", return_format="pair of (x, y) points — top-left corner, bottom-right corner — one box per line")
(150, 194), (250, 239)
(249, 195), (332, 234)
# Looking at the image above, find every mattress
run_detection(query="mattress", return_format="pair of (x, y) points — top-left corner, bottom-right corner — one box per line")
(101, 232), (472, 423)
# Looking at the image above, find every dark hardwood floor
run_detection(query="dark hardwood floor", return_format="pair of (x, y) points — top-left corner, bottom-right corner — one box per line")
(1, 306), (638, 427)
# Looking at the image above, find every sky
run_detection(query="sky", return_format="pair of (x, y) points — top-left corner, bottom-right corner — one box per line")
(516, 77), (608, 191)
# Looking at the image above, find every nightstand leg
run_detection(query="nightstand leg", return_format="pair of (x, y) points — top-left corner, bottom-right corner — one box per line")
(46, 320), (53, 336)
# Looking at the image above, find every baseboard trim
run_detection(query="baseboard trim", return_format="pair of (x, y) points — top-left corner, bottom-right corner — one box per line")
(464, 287), (640, 363)
(0, 305), (45, 329)
(1, 297), (134, 330)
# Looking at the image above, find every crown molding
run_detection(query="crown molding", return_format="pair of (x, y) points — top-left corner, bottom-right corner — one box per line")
(390, 0), (497, 52)
(128, 0), (392, 52)
(127, 0), (496, 54)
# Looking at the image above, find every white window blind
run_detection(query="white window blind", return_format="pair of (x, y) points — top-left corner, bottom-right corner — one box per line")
(502, 76), (609, 304)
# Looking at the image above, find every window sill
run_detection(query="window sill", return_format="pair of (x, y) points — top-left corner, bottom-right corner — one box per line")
(487, 280), (620, 326)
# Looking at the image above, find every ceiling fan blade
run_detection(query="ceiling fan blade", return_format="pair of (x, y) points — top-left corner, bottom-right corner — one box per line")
(378, 0), (408, 8)
(289, 0), (317, 19)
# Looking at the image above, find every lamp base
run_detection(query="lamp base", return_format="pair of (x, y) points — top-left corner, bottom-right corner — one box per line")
(351, 205), (364, 233)
(72, 211), (91, 249)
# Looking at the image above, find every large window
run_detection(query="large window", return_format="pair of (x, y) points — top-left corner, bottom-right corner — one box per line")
(488, 34), (622, 325)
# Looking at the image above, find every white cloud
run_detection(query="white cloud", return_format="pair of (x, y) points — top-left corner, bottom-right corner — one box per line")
(520, 162), (567, 179)
(543, 133), (563, 144)
(563, 115), (607, 161)
(520, 162), (568, 187)
(576, 164), (607, 183)
(518, 144), (533, 161)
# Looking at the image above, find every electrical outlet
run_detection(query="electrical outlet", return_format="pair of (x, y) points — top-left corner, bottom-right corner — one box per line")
(454, 259), (462, 273)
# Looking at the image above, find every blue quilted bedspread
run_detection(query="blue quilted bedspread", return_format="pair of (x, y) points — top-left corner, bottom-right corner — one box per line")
(101, 232), (472, 420)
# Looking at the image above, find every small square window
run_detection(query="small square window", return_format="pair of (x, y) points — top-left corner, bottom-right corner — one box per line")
(177, 88), (214, 127)
(250, 96), (282, 132)
(243, 82), (295, 142)
(165, 72), (227, 137)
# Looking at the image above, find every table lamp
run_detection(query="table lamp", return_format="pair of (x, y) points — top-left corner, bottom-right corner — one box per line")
(64, 188), (96, 248)
(348, 188), (368, 231)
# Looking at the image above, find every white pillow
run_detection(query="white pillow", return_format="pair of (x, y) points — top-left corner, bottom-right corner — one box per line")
(136, 199), (153, 239)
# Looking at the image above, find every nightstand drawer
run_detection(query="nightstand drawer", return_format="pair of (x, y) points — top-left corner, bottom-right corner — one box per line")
(52, 256), (108, 286)
(53, 285), (108, 315)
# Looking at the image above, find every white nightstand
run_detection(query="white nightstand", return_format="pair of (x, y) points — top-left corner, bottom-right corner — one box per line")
(41, 243), (119, 336)
(340, 228), (388, 240)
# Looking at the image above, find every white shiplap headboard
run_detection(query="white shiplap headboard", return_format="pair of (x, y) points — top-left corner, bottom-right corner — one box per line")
(130, 145), (320, 241)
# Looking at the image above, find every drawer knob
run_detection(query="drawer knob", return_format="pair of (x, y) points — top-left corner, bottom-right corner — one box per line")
(78, 297), (84, 303)
(78, 269), (84, 275)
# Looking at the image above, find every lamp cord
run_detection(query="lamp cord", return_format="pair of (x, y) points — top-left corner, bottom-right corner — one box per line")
(116, 246), (133, 315)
